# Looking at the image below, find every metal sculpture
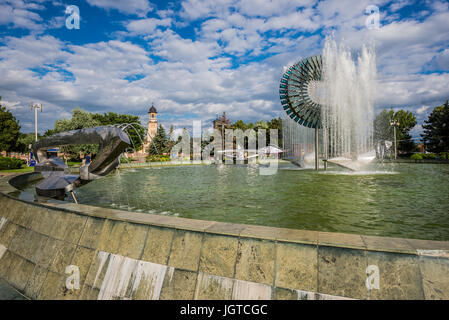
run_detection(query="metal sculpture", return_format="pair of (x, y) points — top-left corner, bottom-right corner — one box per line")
(32, 126), (131, 199)
(279, 55), (323, 129)
(279, 55), (323, 170)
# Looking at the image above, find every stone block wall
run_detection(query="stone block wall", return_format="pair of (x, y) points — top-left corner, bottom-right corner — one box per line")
(1, 179), (449, 300)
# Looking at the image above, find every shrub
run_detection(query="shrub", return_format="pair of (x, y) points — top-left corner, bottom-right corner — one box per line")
(120, 156), (132, 163)
(439, 152), (448, 160)
(410, 153), (423, 160)
(422, 153), (436, 159)
(145, 155), (170, 162)
(0, 156), (25, 170)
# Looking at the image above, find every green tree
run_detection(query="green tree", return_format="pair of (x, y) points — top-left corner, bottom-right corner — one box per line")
(92, 112), (145, 150)
(231, 120), (248, 131)
(373, 109), (394, 142)
(231, 118), (282, 148)
(49, 108), (101, 158)
(149, 124), (169, 155)
(373, 109), (416, 152)
(267, 117), (282, 147)
(0, 97), (21, 152)
(394, 110), (417, 152)
(422, 100), (449, 153)
(16, 133), (40, 153)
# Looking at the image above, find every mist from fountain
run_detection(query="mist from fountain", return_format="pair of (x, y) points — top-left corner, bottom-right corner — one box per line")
(320, 37), (377, 161)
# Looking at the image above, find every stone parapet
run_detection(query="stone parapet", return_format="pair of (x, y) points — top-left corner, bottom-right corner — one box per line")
(0, 173), (448, 300)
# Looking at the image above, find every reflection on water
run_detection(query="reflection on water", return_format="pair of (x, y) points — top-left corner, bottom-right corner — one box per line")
(23, 163), (449, 241)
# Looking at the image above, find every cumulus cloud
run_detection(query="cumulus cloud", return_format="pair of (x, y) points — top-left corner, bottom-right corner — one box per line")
(86, 0), (154, 17)
(125, 18), (172, 35)
(0, 0), (448, 138)
(416, 105), (430, 114)
(0, 0), (44, 31)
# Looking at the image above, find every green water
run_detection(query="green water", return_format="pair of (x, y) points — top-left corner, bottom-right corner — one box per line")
(72, 163), (449, 241)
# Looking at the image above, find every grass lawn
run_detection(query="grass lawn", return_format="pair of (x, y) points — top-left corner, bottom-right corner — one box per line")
(67, 161), (82, 167)
(0, 166), (34, 174)
(0, 161), (82, 174)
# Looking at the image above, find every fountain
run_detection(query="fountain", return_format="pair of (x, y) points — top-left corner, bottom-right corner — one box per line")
(31, 126), (131, 199)
(280, 37), (377, 171)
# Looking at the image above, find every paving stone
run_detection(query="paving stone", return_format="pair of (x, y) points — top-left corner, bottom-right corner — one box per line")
(194, 273), (234, 300)
(49, 241), (77, 274)
(366, 251), (424, 299)
(275, 242), (317, 292)
(78, 217), (105, 249)
(23, 265), (48, 299)
(0, 221), (19, 247)
(0, 279), (27, 300)
(141, 226), (174, 265)
(319, 232), (365, 249)
(37, 271), (63, 300)
(97, 220), (126, 254)
(362, 235), (416, 254)
(235, 238), (276, 286)
(419, 256), (449, 300)
(168, 230), (203, 272)
(318, 245), (367, 299)
(117, 223), (148, 259)
(160, 268), (197, 300)
(63, 214), (87, 244)
(199, 234), (238, 278)
(6, 254), (35, 291)
(274, 287), (298, 300)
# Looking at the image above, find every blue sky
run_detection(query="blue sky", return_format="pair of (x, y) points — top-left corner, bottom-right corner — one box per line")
(0, 0), (448, 138)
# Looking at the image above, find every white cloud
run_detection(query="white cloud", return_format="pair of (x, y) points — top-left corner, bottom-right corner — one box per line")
(125, 18), (172, 35)
(180, 0), (234, 20)
(416, 105), (430, 114)
(0, 1), (44, 31)
(237, 0), (315, 17)
(86, 0), (154, 17)
(0, 0), (448, 136)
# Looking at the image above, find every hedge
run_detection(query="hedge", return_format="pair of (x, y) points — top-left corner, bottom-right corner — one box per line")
(0, 157), (25, 170)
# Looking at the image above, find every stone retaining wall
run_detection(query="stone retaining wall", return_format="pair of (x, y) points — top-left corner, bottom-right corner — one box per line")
(0, 173), (448, 300)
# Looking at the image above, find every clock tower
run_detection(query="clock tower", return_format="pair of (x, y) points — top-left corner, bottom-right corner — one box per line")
(145, 104), (158, 152)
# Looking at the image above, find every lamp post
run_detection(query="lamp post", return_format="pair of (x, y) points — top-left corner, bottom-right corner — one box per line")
(30, 102), (43, 141)
(315, 125), (319, 171)
(390, 119), (400, 160)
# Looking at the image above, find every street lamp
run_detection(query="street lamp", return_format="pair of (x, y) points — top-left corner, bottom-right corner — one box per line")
(30, 102), (43, 142)
(389, 119), (400, 160)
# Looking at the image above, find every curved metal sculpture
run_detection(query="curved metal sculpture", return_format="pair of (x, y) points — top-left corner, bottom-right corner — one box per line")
(32, 126), (131, 199)
(279, 55), (323, 129)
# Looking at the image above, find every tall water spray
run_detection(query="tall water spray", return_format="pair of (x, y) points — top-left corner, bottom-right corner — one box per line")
(321, 37), (377, 160)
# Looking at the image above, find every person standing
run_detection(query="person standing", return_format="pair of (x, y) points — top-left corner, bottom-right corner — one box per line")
(85, 153), (91, 166)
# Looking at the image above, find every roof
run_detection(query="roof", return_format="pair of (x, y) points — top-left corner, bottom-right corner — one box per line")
(149, 104), (157, 113)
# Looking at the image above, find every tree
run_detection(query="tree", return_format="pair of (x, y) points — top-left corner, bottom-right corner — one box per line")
(231, 120), (248, 131)
(373, 109), (394, 143)
(267, 117), (282, 147)
(0, 97), (21, 152)
(373, 109), (416, 152)
(149, 124), (169, 155)
(49, 108), (101, 158)
(16, 133), (40, 153)
(422, 100), (449, 153)
(92, 112), (145, 150)
(394, 110), (417, 152)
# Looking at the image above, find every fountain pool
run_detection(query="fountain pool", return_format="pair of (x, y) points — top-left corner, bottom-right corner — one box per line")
(23, 162), (449, 241)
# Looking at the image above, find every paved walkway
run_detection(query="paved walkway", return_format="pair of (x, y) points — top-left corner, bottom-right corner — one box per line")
(0, 279), (28, 300)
